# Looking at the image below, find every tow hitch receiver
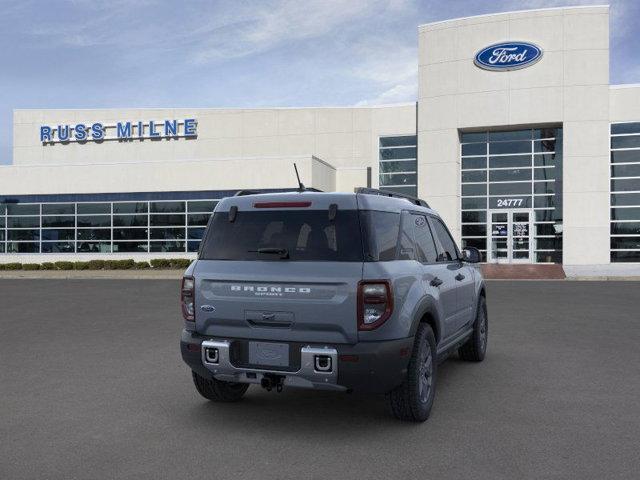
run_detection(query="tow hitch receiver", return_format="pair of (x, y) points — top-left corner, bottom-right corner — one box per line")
(261, 373), (286, 392)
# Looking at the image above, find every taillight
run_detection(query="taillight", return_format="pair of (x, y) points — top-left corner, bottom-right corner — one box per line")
(181, 276), (195, 322)
(357, 280), (393, 330)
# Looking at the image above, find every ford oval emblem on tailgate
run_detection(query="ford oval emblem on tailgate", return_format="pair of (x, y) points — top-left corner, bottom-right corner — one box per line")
(200, 305), (215, 312)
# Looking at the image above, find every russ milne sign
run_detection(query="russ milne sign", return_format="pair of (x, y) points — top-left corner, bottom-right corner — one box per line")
(474, 42), (542, 71)
(40, 118), (197, 144)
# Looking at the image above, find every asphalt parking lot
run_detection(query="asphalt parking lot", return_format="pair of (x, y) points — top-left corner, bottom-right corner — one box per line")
(1, 279), (639, 480)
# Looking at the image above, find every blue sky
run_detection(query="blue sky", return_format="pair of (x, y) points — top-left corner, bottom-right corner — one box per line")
(1, 0), (639, 165)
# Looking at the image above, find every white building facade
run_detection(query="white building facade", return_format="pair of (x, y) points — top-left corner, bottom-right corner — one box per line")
(2, 5), (640, 275)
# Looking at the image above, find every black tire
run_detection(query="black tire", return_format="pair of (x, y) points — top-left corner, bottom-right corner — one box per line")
(458, 295), (488, 362)
(192, 371), (249, 402)
(387, 323), (437, 422)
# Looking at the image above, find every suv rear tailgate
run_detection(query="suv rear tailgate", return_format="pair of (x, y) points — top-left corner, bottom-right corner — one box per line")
(194, 260), (362, 344)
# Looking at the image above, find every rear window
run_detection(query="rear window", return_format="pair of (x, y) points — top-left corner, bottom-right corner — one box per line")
(200, 210), (363, 261)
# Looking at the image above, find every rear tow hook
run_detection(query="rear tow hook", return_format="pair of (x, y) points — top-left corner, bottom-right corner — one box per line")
(261, 374), (285, 393)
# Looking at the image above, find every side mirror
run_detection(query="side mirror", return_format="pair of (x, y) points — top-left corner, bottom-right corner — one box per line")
(462, 246), (481, 263)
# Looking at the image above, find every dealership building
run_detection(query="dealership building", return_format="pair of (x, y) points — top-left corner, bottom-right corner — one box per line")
(2, 5), (640, 276)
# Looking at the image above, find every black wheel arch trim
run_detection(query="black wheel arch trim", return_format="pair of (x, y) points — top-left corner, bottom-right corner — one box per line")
(409, 295), (443, 344)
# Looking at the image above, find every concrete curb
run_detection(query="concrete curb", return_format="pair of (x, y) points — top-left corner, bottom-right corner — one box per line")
(0, 270), (184, 280)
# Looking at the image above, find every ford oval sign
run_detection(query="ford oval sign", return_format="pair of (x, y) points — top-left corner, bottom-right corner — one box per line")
(474, 42), (543, 71)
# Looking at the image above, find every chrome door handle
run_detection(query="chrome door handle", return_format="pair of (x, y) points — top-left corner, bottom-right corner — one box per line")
(455, 273), (465, 281)
(430, 277), (443, 287)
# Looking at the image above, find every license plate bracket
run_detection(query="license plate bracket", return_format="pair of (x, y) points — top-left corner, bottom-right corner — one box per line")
(248, 342), (290, 368)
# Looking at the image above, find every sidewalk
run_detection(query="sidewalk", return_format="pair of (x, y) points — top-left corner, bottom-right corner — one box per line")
(0, 270), (184, 280)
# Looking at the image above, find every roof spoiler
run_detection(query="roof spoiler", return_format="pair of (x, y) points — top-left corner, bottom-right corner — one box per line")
(354, 187), (430, 208)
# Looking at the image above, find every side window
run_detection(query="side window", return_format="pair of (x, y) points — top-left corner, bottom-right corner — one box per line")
(429, 217), (459, 262)
(398, 211), (415, 260)
(413, 214), (438, 263)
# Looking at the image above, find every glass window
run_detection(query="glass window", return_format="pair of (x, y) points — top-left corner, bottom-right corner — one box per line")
(610, 150), (640, 164)
(150, 241), (186, 252)
(534, 154), (556, 167)
(611, 193), (640, 206)
(611, 135), (640, 150)
(188, 201), (217, 213)
(611, 122), (640, 135)
(534, 196), (555, 208)
(42, 216), (74, 228)
(113, 214), (148, 227)
(534, 182), (555, 194)
(534, 168), (555, 181)
(429, 217), (458, 262)
(611, 179), (640, 192)
(535, 238), (562, 250)
(462, 238), (486, 249)
(611, 164), (640, 178)
(380, 147), (417, 160)
(611, 251), (640, 262)
(113, 202), (148, 214)
(611, 237), (640, 250)
(397, 212), (415, 261)
(489, 168), (532, 182)
(535, 224), (557, 236)
(462, 197), (487, 209)
(462, 157), (486, 169)
(7, 242), (39, 253)
(460, 132), (487, 143)
(379, 173), (417, 187)
(462, 184), (486, 196)
(413, 215), (438, 263)
(533, 139), (557, 153)
(113, 228), (148, 241)
(489, 130), (531, 141)
(42, 203), (74, 215)
(8, 217), (39, 228)
(150, 201), (185, 213)
(535, 209), (556, 221)
(8, 229), (39, 241)
(113, 241), (148, 253)
(77, 215), (110, 227)
(489, 141), (531, 155)
(461, 143), (486, 156)
(379, 136), (416, 147)
(533, 128), (558, 140)
(77, 242), (111, 253)
(489, 183), (531, 196)
(380, 185), (417, 196)
(42, 242), (75, 253)
(461, 170), (486, 183)
(201, 210), (364, 262)
(187, 228), (206, 240)
(611, 207), (640, 220)
(0, 217), (4, 228)
(42, 229), (75, 241)
(150, 227), (185, 240)
(360, 211), (400, 262)
(150, 214), (185, 226)
(77, 203), (111, 215)
(462, 211), (486, 223)
(187, 241), (201, 252)
(489, 155), (531, 168)
(7, 204), (38, 215)
(77, 229), (111, 241)
(380, 159), (417, 173)
(611, 222), (640, 235)
(462, 225), (486, 236)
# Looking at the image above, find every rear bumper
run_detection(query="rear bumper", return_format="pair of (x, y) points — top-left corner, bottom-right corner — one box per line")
(180, 329), (414, 394)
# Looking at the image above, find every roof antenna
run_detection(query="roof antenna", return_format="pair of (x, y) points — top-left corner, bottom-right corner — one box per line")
(293, 163), (305, 192)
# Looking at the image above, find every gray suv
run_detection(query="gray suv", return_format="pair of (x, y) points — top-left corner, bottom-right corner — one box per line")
(180, 188), (487, 422)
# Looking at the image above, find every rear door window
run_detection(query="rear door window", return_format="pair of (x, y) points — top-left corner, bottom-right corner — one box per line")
(413, 214), (438, 263)
(429, 217), (459, 262)
(200, 210), (362, 261)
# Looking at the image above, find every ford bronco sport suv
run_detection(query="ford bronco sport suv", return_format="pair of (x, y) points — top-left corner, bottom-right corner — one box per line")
(180, 188), (487, 422)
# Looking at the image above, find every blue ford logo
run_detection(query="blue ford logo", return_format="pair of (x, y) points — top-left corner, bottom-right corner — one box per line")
(474, 42), (542, 71)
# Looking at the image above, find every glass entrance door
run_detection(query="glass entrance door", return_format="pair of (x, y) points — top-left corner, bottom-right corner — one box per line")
(488, 210), (533, 263)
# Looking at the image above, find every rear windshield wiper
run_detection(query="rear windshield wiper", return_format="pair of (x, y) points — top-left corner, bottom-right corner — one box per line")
(248, 247), (290, 259)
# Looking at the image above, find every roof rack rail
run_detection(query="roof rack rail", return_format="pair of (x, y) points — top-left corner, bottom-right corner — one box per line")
(354, 187), (430, 208)
(234, 190), (262, 196)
